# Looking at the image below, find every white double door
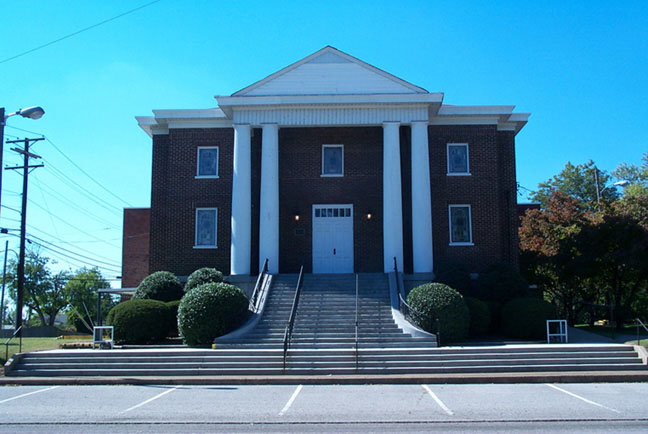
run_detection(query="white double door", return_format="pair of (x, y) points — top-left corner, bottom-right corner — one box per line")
(312, 204), (354, 273)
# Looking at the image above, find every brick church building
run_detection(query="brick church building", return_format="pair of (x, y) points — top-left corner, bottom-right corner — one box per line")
(129, 46), (529, 283)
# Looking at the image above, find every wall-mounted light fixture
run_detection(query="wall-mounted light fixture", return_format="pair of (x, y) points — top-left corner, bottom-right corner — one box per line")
(294, 214), (300, 222)
(366, 212), (372, 220)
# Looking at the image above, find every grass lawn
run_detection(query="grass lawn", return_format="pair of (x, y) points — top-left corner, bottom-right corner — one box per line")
(1, 336), (92, 366)
(575, 324), (648, 348)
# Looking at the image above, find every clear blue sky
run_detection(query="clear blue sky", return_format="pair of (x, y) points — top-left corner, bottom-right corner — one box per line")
(1, 0), (646, 283)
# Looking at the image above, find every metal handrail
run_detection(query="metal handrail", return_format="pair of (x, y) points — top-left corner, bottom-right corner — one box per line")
(283, 266), (304, 370)
(3, 325), (23, 362)
(393, 256), (441, 346)
(635, 318), (648, 345)
(355, 273), (359, 371)
(249, 258), (269, 312)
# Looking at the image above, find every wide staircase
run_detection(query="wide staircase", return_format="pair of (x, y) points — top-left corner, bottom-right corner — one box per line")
(5, 273), (647, 376)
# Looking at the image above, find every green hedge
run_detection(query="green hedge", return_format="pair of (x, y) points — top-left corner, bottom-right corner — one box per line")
(501, 297), (556, 339)
(107, 299), (169, 344)
(465, 296), (491, 336)
(476, 262), (530, 303)
(184, 267), (224, 292)
(434, 261), (473, 296)
(177, 282), (249, 346)
(406, 282), (469, 343)
(133, 271), (184, 302)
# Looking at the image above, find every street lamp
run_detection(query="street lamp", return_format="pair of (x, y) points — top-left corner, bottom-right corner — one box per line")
(0, 106), (45, 219)
(594, 165), (630, 205)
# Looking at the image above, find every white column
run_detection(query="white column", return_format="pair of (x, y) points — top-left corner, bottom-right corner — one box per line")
(411, 122), (434, 272)
(259, 124), (280, 274)
(230, 124), (251, 275)
(383, 122), (404, 272)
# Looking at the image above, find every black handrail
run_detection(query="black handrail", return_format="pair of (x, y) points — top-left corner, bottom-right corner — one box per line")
(393, 256), (441, 346)
(249, 258), (269, 311)
(635, 318), (648, 346)
(355, 273), (359, 371)
(3, 325), (23, 362)
(283, 266), (304, 370)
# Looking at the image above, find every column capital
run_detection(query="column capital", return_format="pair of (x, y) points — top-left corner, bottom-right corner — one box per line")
(410, 120), (429, 126)
(382, 121), (401, 127)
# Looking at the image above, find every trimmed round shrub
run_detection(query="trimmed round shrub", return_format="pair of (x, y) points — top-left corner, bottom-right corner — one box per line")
(434, 261), (473, 296)
(501, 297), (557, 339)
(476, 262), (530, 303)
(107, 299), (169, 344)
(165, 300), (181, 337)
(184, 267), (224, 292)
(178, 282), (249, 346)
(406, 282), (469, 343)
(465, 296), (491, 336)
(133, 271), (183, 302)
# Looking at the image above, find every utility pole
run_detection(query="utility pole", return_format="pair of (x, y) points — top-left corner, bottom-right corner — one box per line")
(5, 137), (44, 335)
(594, 165), (601, 205)
(0, 240), (8, 327)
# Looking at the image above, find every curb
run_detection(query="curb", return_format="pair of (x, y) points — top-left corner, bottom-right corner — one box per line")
(2, 371), (648, 386)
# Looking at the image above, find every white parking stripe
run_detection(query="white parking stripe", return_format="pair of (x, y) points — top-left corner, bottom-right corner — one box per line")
(422, 384), (454, 415)
(545, 384), (621, 413)
(0, 386), (60, 404)
(278, 384), (303, 416)
(121, 387), (177, 413)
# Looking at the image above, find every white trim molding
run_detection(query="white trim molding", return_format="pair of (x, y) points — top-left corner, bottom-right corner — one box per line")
(448, 204), (473, 246)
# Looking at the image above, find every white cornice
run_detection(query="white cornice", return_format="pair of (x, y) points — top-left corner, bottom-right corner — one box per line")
(136, 109), (231, 136)
(432, 104), (530, 135)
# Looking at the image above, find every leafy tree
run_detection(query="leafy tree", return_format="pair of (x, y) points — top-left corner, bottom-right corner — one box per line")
(64, 268), (114, 333)
(565, 212), (648, 330)
(519, 192), (597, 323)
(531, 160), (617, 210)
(613, 152), (648, 197)
(7, 251), (71, 326)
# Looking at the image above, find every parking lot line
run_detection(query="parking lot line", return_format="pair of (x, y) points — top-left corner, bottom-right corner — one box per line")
(121, 386), (178, 414)
(278, 384), (303, 416)
(545, 384), (621, 414)
(0, 386), (59, 404)
(422, 385), (454, 416)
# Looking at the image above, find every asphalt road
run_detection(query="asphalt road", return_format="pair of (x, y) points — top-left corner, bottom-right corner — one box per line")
(1, 383), (647, 433)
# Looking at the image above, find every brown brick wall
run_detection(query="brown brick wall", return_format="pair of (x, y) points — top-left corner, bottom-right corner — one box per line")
(428, 125), (518, 273)
(122, 208), (150, 288)
(278, 127), (383, 273)
(147, 124), (519, 277)
(149, 128), (234, 277)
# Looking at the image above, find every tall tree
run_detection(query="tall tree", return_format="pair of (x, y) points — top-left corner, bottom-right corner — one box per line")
(531, 160), (617, 210)
(565, 212), (648, 329)
(8, 251), (71, 326)
(613, 151), (648, 198)
(64, 268), (114, 333)
(519, 192), (596, 323)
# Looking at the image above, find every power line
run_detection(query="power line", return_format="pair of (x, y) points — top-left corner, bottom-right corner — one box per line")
(44, 136), (133, 207)
(26, 233), (120, 268)
(0, 0), (163, 65)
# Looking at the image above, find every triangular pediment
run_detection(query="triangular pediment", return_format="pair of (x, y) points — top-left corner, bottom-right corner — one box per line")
(233, 46), (428, 96)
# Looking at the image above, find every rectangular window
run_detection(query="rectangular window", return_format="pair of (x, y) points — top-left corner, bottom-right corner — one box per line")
(449, 205), (473, 245)
(447, 143), (470, 175)
(195, 208), (218, 248)
(321, 144), (344, 176)
(196, 146), (219, 178)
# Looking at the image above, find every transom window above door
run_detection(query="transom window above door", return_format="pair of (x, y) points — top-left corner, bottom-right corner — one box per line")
(314, 206), (352, 218)
(196, 146), (219, 178)
(321, 144), (344, 177)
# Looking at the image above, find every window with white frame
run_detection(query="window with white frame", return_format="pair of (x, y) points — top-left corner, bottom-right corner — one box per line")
(321, 144), (344, 176)
(194, 208), (218, 248)
(449, 205), (473, 245)
(196, 146), (219, 178)
(447, 143), (470, 175)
